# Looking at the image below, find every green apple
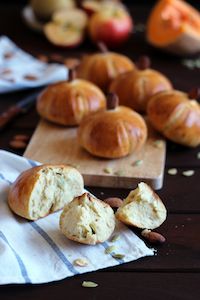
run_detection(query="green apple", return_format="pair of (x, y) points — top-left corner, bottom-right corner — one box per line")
(30, 0), (75, 21)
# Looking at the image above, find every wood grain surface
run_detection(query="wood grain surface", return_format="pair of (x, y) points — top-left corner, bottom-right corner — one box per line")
(24, 119), (166, 189)
(0, 2), (200, 300)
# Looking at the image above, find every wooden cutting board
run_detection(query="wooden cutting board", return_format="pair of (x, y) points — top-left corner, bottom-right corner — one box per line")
(24, 119), (166, 190)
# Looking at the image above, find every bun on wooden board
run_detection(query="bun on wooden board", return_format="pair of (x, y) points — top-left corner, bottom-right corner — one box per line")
(77, 94), (147, 159)
(37, 77), (106, 126)
(8, 164), (84, 220)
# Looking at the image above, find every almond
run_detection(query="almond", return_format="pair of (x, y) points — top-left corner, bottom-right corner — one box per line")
(37, 54), (49, 63)
(13, 134), (30, 142)
(9, 140), (27, 150)
(73, 258), (88, 267)
(104, 197), (123, 208)
(64, 58), (80, 69)
(23, 74), (38, 81)
(141, 229), (166, 244)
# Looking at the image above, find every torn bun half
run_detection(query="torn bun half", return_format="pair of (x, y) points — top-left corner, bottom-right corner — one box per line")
(116, 182), (167, 230)
(8, 164), (84, 220)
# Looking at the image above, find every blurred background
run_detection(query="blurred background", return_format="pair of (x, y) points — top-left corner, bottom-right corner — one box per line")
(1, 0), (199, 6)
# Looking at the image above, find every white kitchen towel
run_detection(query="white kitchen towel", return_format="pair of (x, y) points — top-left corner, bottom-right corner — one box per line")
(0, 150), (154, 285)
(0, 36), (67, 93)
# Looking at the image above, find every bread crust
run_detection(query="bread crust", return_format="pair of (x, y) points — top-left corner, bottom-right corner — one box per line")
(37, 79), (106, 126)
(109, 68), (172, 113)
(8, 164), (84, 220)
(147, 90), (200, 147)
(77, 52), (135, 91)
(78, 106), (147, 158)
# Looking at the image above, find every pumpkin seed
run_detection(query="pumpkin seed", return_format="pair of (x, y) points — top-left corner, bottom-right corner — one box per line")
(103, 167), (113, 174)
(110, 234), (120, 243)
(82, 281), (98, 288)
(167, 168), (178, 175)
(105, 246), (115, 254)
(112, 253), (125, 259)
(153, 140), (163, 148)
(114, 170), (124, 176)
(133, 160), (143, 166)
(182, 170), (195, 177)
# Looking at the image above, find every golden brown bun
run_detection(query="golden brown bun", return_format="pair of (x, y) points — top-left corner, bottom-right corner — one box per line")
(8, 164), (84, 220)
(77, 106), (147, 158)
(37, 79), (106, 126)
(109, 68), (172, 113)
(115, 182), (167, 230)
(147, 90), (200, 147)
(76, 52), (135, 92)
(59, 192), (115, 245)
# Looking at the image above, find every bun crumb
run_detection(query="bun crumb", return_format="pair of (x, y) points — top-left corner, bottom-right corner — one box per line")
(116, 182), (167, 229)
(60, 192), (115, 245)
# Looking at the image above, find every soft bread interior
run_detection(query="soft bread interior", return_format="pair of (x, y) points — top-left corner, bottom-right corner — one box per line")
(29, 167), (83, 220)
(116, 182), (167, 229)
(60, 193), (115, 245)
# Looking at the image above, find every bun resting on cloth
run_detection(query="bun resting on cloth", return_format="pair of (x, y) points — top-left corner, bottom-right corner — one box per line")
(116, 182), (167, 230)
(8, 164), (84, 220)
(59, 192), (115, 245)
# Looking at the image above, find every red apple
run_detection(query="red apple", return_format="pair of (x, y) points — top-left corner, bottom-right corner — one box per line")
(44, 9), (88, 48)
(88, 5), (133, 48)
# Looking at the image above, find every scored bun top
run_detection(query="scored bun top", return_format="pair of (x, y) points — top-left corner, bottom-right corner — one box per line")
(147, 89), (200, 147)
(76, 52), (135, 91)
(37, 79), (106, 126)
(109, 68), (172, 113)
(78, 104), (147, 159)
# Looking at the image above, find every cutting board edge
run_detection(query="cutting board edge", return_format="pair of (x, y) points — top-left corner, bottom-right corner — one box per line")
(83, 173), (164, 190)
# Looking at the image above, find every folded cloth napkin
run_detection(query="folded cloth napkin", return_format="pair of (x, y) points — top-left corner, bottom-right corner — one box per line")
(0, 36), (67, 93)
(0, 150), (154, 285)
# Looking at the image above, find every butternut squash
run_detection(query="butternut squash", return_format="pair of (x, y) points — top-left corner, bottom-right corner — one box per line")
(147, 0), (200, 55)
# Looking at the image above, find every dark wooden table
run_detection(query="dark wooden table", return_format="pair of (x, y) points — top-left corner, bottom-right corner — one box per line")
(0, 2), (200, 300)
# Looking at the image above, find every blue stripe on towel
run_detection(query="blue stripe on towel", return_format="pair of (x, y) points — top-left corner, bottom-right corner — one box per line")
(30, 222), (79, 275)
(0, 231), (31, 283)
(0, 173), (11, 185)
(102, 242), (124, 264)
(27, 159), (38, 167)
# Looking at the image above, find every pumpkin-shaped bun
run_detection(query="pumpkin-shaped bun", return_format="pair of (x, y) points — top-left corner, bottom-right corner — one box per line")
(37, 78), (106, 126)
(76, 51), (135, 91)
(109, 68), (172, 113)
(78, 95), (147, 158)
(147, 90), (200, 147)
